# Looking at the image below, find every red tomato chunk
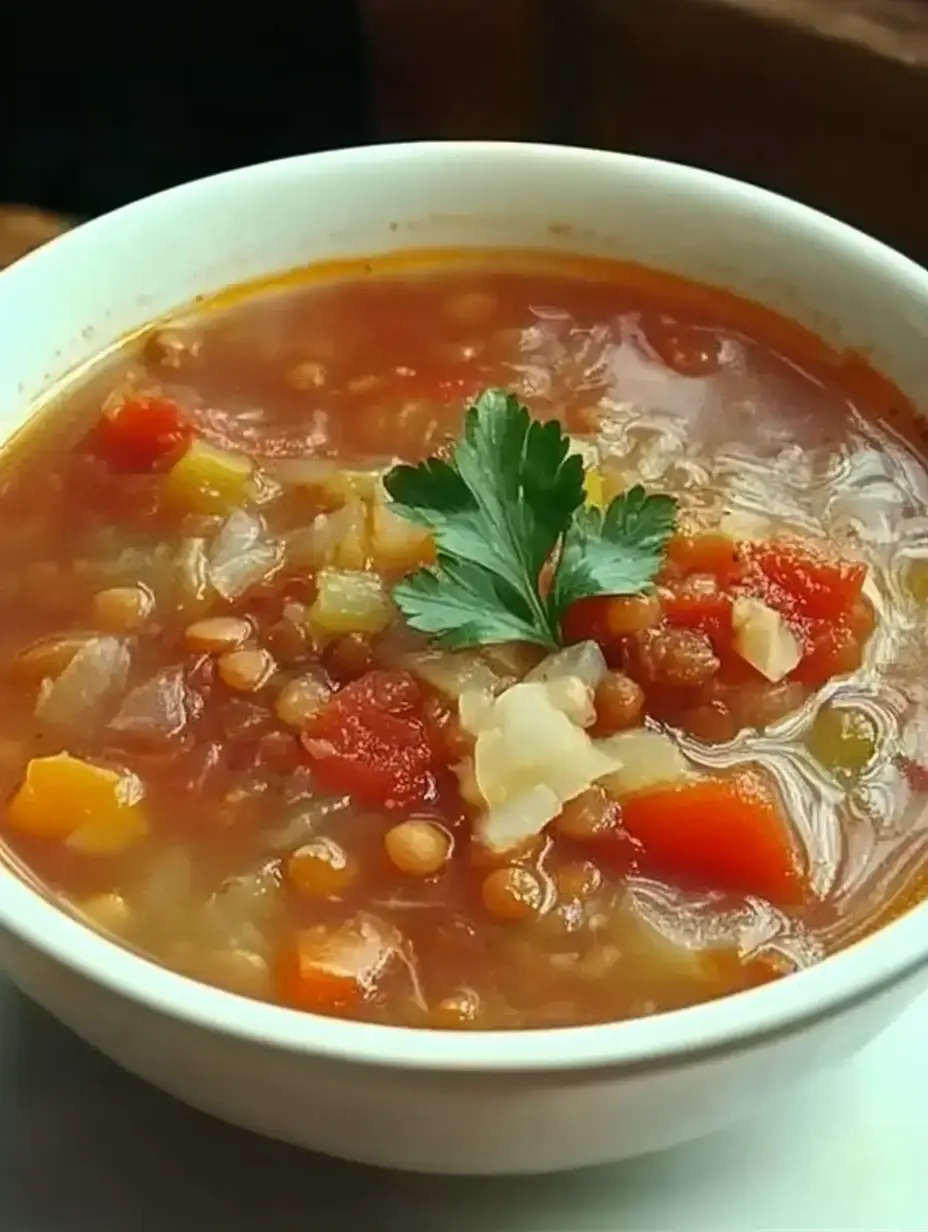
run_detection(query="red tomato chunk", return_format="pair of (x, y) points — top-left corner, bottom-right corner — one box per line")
(301, 670), (438, 810)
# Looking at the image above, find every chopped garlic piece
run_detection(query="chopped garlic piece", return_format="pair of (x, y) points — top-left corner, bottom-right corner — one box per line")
(731, 596), (802, 683)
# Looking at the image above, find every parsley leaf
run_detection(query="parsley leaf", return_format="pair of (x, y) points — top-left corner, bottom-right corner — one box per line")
(392, 557), (547, 650)
(552, 486), (678, 617)
(383, 390), (677, 650)
(386, 389), (585, 648)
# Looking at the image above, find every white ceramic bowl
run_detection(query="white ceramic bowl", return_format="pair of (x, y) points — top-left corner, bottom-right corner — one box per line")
(1, 142), (927, 1175)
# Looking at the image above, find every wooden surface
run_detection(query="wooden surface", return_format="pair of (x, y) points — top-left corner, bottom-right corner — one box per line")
(361, 0), (928, 264)
(0, 207), (70, 270)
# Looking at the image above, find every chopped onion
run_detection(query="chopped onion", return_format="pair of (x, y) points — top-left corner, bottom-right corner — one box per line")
(458, 688), (497, 736)
(543, 676), (596, 728)
(405, 648), (508, 702)
(526, 640), (607, 692)
(208, 510), (281, 601)
(596, 730), (689, 799)
(175, 537), (211, 611)
(266, 795), (352, 852)
(109, 666), (189, 743)
(731, 596), (801, 683)
(477, 785), (562, 854)
(201, 858), (282, 953)
(35, 636), (130, 729)
(284, 501), (367, 571)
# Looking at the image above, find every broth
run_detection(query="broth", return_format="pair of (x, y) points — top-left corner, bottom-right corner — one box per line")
(1, 250), (927, 1029)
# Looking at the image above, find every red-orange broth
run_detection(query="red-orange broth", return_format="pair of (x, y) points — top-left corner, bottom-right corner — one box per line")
(2, 249), (928, 1030)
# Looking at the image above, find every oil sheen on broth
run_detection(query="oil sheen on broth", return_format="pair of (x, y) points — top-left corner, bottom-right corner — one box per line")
(1, 250), (927, 1030)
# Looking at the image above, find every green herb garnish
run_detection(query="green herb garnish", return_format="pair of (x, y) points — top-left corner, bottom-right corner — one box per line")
(384, 388), (677, 650)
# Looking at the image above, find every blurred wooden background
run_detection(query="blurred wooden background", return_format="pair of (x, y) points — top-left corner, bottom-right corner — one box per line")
(362, 0), (928, 265)
(2, 0), (927, 269)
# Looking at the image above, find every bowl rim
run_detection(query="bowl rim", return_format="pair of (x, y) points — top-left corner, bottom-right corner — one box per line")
(2, 138), (928, 1074)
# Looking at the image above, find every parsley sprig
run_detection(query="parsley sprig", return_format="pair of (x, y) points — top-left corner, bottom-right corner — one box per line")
(383, 389), (677, 650)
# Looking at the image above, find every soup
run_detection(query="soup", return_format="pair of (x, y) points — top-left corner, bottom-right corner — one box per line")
(2, 250), (927, 1030)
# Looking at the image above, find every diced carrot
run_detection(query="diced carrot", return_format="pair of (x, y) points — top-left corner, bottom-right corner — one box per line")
(6, 752), (148, 853)
(92, 396), (193, 473)
(743, 539), (866, 622)
(275, 916), (397, 1014)
(666, 532), (743, 585)
(618, 771), (805, 907)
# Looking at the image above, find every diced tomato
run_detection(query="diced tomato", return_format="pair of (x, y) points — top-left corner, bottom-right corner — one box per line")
(792, 620), (862, 687)
(618, 771), (805, 907)
(663, 586), (733, 648)
(742, 539), (866, 622)
(666, 532), (743, 585)
(275, 916), (396, 1014)
(301, 669), (438, 810)
(92, 396), (193, 472)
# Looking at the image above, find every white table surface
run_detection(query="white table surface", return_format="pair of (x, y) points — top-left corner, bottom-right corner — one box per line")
(1, 980), (926, 1231)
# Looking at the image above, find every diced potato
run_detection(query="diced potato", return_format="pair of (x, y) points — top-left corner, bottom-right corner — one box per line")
(164, 439), (253, 515)
(371, 498), (434, 572)
(596, 730), (689, 799)
(472, 682), (621, 851)
(310, 569), (393, 636)
(731, 596), (802, 683)
(7, 752), (148, 853)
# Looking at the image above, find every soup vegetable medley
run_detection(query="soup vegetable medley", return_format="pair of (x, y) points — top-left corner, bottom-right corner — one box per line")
(2, 249), (928, 1031)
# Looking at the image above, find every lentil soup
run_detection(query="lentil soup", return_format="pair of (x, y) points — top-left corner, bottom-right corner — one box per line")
(2, 250), (928, 1030)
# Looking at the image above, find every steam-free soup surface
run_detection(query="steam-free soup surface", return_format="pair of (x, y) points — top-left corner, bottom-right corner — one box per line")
(2, 251), (928, 1029)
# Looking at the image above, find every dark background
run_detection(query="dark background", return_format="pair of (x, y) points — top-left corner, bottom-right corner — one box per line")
(0, 6), (369, 219)
(2, 0), (926, 269)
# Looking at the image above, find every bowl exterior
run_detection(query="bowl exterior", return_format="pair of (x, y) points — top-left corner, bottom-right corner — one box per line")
(2, 923), (925, 1173)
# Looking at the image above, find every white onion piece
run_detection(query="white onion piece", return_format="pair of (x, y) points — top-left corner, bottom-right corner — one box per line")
(175, 537), (210, 607)
(473, 683), (620, 846)
(596, 730), (689, 799)
(526, 640), (607, 692)
(458, 688), (496, 736)
(477, 785), (562, 854)
(35, 636), (130, 729)
(208, 510), (281, 601)
(731, 596), (802, 683)
(405, 649), (508, 702)
(543, 677), (596, 728)
(109, 666), (189, 742)
(284, 504), (360, 570)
